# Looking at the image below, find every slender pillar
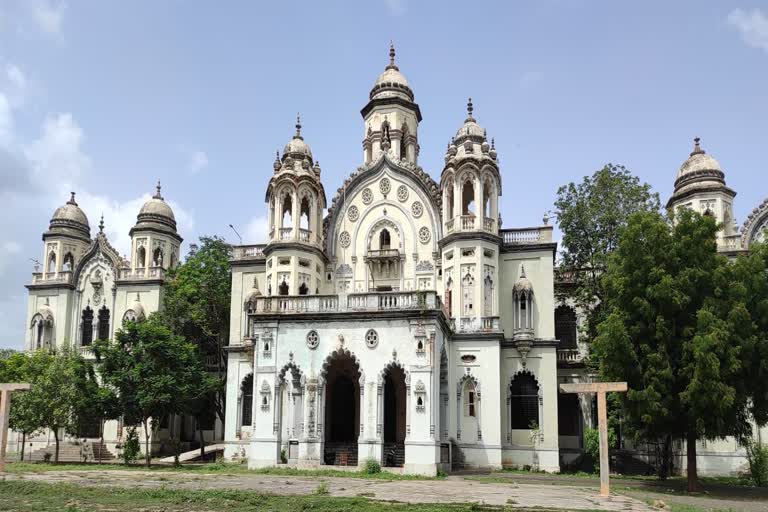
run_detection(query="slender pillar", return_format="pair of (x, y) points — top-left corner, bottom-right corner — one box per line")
(0, 384), (32, 473)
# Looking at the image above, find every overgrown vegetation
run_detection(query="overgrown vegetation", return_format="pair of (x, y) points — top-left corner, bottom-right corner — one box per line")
(582, 427), (617, 473)
(363, 457), (382, 474)
(745, 439), (768, 487)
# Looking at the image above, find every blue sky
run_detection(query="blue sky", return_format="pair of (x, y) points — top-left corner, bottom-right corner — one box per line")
(1, 1), (766, 349)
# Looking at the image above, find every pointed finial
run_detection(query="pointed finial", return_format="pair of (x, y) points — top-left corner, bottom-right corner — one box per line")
(690, 136), (704, 156)
(386, 41), (398, 70)
(466, 97), (474, 121)
(295, 113), (302, 139)
(99, 214), (105, 233)
(275, 150), (280, 161)
(153, 180), (163, 199)
(68, 191), (77, 205)
(520, 264), (527, 278)
(491, 138), (495, 150)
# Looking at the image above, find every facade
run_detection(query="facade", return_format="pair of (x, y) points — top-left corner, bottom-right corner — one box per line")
(11, 47), (768, 475)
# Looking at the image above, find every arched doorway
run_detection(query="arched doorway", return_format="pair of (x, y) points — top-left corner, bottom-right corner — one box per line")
(382, 364), (406, 467)
(323, 351), (360, 465)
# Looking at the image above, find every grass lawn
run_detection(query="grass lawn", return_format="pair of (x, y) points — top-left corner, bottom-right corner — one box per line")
(0, 480), (581, 512)
(4, 461), (442, 480)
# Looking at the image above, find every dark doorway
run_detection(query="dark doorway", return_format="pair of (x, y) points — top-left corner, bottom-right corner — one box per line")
(324, 352), (360, 465)
(383, 365), (406, 467)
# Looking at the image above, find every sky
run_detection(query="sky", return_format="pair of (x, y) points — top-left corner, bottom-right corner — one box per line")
(1, 1), (767, 350)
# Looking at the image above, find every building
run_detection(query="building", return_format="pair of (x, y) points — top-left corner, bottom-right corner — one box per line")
(14, 47), (768, 474)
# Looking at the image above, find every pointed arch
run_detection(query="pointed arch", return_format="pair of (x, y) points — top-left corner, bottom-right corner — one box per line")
(240, 373), (254, 427)
(509, 370), (540, 429)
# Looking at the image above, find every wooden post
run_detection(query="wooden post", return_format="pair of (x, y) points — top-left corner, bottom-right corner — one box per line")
(0, 384), (32, 473)
(560, 382), (627, 497)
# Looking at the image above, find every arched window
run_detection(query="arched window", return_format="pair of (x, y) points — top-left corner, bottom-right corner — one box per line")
(62, 252), (74, 272)
(555, 305), (578, 349)
(47, 252), (56, 273)
(281, 193), (293, 228)
(299, 195), (311, 231)
(379, 229), (391, 250)
(445, 277), (453, 317)
(483, 274), (494, 317)
(461, 270), (474, 315)
(463, 380), (478, 417)
(241, 374), (254, 427)
(298, 282), (309, 295)
(81, 307), (94, 346)
(510, 372), (539, 429)
(136, 246), (146, 268)
(31, 314), (53, 350)
(278, 279), (289, 296)
(445, 179), (455, 220)
(97, 306), (110, 340)
(400, 124), (408, 160)
(152, 247), (163, 267)
(483, 180), (492, 218)
(461, 179), (475, 215)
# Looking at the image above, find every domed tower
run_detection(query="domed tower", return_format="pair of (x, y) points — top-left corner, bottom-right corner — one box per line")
(264, 116), (327, 297)
(667, 138), (738, 248)
(361, 44), (421, 166)
(129, 182), (183, 277)
(41, 192), (92, 278)
(439, 99), (502, 331)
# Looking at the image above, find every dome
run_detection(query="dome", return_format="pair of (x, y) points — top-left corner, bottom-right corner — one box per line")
(513, 266), (534, 293)
(281, 115), (314, 164)
(369, 44), (414, 102)
(126, 301), (146, 321)
(453, 98), (486, 142)
(133, 182), (178, 233)
(48, 192), (91, 240)
(676, 138), (722, 180)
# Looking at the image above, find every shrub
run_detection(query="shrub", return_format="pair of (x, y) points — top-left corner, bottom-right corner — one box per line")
(583, 427), (617, 473)
(280, 448), (287, 464)
(314, 481), (329, 495)
(122, 427), (141, 465)
(363, 457), (381, 474)
(746, 440), (768, 487)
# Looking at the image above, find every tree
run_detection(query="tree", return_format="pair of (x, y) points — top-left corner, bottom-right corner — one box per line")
(0, 348), (16, 360)
(592, 209), (768, 491)
(554, 164), (660, 339)
(94, 317), (207, 467)
(0, 352), (41, 461)
(158, 236), (231, 425)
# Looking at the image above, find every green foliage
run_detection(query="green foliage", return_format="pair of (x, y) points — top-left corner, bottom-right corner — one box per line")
(280, 448), (287, 464)
(0, 348), (16, 360)
(745, 439), (768, 487)
(313, 481), (330, 495)
(592, 209), (768, 491)
(554, 163), (660, 340)
(158, 236), (231, 423)
(94, 316), (209, 467)
(121, 427), (141, 465)
(363, 458), (381, 474)
(582, 427), (617, 473)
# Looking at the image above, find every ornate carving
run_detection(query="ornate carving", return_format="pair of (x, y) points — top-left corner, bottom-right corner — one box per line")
(419, 226), (431, 244)
(411, 201), (423, 218)
(362, 187), (373, 205)
(415, 260), (434, 272)
(347, 205), (359, 222)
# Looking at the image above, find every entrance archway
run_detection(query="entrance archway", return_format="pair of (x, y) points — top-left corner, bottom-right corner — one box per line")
(382, 364), (406, 467)
(323, 350), (361, 466)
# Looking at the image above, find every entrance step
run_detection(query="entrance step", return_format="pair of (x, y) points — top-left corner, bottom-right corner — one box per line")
(28, 441), (116, 463)
(382, 442), (404, 467)
(324, 442), (358, 466)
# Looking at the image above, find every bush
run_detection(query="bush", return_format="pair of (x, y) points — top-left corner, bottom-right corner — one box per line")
(363, 457), (381, 474)
(746, 440), (768, 487)
(583, 427), (617, 473)
(280, 448), (287, 464)
(122, 427), (141, 465)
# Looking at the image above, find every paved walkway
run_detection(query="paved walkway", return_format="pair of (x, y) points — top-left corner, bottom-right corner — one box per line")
(4, 469), (654, 511)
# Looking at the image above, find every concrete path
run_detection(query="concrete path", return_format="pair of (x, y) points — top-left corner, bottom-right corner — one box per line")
(4, 469), (654, 511)
(156, 443), (225, 463)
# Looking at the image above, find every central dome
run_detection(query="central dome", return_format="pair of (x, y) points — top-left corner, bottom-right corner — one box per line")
(48, 192), (91, 240)
(369, 44), (414, 102)
(677, 138), (722, 180)
(133, 182), (178, 233)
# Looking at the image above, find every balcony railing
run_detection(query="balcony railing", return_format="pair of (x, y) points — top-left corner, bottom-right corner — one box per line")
(118, 267), (165, 280)
(501, 226), (553, 245)
(444, 215), (498, 235)
(460, 215), (475, 231)
(31, 271), (73, 284)
(446, 218), (455, 234)
(298, 228), (312, 242)
(279, 227), (293, 241)
(557, 348), (583, 363)
(247, 290), (439, 315)
(483, 217), (496, 233)
(366, 249), (400, 259)
(232, 244), (266, 260)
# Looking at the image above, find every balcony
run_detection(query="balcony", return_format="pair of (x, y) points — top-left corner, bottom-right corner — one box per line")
(247, 290), (440, 315)
(366, 249), (400, 259)
(557, 348), (584, 366)
(117, 267), (165, 280)
(453, 316), (501, 333)
(298, 228), (312, 243)
(501, 226), (553, 245)
(232, 244), (266, 260)
(279, 228), (293, 241)
(444, 215), (498, 235)
(31, 271), (73, 285)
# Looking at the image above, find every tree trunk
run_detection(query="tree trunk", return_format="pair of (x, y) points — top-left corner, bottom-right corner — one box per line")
(53, 429), (60, 464)
(99, 420), (104, 465)
(659, 434), (672, 480)
(686, 431), (698, 492)
(198, 416), (205, 461)
(20, 432), (26, 462)
(143, 418), (151, 468)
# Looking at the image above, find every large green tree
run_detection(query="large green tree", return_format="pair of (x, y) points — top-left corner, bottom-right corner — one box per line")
(158, 236), (231, 424)
(592, 209), (768, 491)
(554, 164), (660, 338)
(94, 317), (208, 467)
(0, 351), (40, 461)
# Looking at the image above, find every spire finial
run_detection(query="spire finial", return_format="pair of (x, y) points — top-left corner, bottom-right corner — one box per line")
(99, 214), (104, 233)
(691, 136), (704, 156)
(154, 180), (163, 199)
(68, 191), (77, 205)
(295, 113), (302, 139)
(520, 264), (527, 278)
(386, 41), (398, 70)
(466, 97), (474, 121)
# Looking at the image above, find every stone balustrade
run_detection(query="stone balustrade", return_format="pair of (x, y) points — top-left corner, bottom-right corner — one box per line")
(557, 348), (583, 363)
(501, 226), (553, 245)
(247, 290), (439, 315)
(444, 215), (499, 235)
(232, 244), (266, 260)
(31, 271), (73, 284)
(117, 267), (165, 280)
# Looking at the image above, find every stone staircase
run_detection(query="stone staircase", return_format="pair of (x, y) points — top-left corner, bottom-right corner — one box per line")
(323, 442), (358, 466)
(28, 441), (116, 463)
(382, 442), (405, 467)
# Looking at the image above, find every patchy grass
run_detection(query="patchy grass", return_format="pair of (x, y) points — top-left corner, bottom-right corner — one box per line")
(5, 461), (441, 480)
(0, 480), (592, 512)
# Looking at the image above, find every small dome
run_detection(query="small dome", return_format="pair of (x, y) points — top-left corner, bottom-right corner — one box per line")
(677, 138), (722, 180)
(281, 115), (313, 164)
(369, 44), (414, 102)
(127, 302), (146, 321)
(513, 266), (534, 293)
(36, 305), (54, 320)
(453, 98), (486, 142)
(48, 192), (90, 239)
(133, 182), (178, 233)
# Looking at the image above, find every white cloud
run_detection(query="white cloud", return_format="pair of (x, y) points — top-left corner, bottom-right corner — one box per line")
(26, 112), (90, 188)
(728, 8), (768, 53)
(384, 0), (407, 16)
(187, 149), (209, 174)
(0, 241), (22, 277)
(243, 215), (269, 244)
(30, 0), (65, 37)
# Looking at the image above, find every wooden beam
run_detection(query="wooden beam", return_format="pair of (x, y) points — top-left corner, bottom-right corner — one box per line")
(559, 382), (627, 394)
(0, 384), (32, 392)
